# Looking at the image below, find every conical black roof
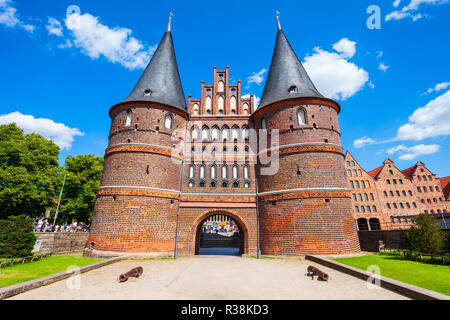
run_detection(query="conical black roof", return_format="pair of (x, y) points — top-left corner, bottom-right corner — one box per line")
(258, 22), (323, 110)
(123, 24), (187, 111)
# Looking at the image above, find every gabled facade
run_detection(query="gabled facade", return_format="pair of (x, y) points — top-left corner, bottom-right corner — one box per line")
(346, 156), (449, 230)
(88, 19), (361, 257)
(369, 159), (420, 229)
(402, 162), (448, 215)
(344, 152), (384, 231)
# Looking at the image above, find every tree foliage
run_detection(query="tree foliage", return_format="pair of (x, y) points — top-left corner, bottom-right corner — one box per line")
(406, 214), (446, 255)
(57, 154), (104, 223)
(0, 124), (60, 219)
(0, 215), (37, 258)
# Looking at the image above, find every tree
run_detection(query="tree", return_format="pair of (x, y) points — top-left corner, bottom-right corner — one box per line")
(406, 214), (446, 255)
(0, 215), (36, 258)
(0, 124), (60, 219)
(57, 154), (104, 223)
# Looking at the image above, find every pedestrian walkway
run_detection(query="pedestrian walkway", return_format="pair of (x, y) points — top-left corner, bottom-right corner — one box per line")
(9, 255), (408, 300)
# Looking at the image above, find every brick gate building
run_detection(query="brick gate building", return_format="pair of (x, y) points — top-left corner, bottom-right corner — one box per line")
(87, 19), (361, 257)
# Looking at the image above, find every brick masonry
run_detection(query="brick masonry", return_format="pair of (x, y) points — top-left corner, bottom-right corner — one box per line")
(89, 66), (361, 257)
(345, 153), (449, 231)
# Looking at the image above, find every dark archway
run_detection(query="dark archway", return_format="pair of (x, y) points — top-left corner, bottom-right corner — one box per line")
(194, 211), (247, 256)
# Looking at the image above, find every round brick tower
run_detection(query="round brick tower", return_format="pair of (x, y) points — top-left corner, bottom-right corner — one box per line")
(253, 19), (360, 255)
(88, 20), (189, 257)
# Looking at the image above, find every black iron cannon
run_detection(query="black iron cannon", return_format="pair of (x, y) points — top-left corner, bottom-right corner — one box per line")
(306, 265), (329, 281)
(119, 266), (144, 282)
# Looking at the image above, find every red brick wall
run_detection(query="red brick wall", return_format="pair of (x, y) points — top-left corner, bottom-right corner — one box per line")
(254, 99), (360, 255)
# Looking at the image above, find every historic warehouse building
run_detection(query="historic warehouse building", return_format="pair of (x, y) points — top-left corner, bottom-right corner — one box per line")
(345, 152), (449, 231)
(87, 18), (361, 257)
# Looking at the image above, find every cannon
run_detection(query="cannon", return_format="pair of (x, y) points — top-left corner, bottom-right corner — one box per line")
(119, 266), (144, 282)
(306, 266), (329, 281)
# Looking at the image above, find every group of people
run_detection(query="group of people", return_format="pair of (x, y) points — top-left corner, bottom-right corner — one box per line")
(202, 223), (237, 234)
(33, 219), (90, 233)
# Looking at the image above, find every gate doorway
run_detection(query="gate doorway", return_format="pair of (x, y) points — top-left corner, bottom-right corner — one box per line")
(195, 213), (245, 256)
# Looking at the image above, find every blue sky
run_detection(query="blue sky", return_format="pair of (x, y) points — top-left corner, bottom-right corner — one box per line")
(0, 0), (449, 177)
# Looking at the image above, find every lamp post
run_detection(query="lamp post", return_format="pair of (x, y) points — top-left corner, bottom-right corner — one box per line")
(53, 173), (68, 225)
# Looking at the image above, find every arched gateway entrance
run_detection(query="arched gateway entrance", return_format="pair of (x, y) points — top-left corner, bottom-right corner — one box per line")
(194, 211), (248, 256)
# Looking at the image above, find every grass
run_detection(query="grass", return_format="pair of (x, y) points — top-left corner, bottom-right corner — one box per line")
(0, 255), (103, 288)
(333, 254), (450, 296)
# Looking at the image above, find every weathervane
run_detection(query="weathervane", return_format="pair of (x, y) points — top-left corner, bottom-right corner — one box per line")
(276, 11), (281, 29)
(167, 12), (174, 31)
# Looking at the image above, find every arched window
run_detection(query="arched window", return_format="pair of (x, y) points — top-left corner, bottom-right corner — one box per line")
(200, 165), (205, 180)
(369, 218), (381, 231)
(218, 81), (224, 92)
(260, 117), (267, 130)
(218, 96), (224, 113)
(297, 107), (307, 125)
(222, 166), (228, 179)
(242, 126), (249, 140)
(244, 181), (250, 188)
(222, 126), (230, 141)
(243, 103), (249, 115)
(357, 218), (368, 231)
(125, 109), (132, 126)
(232, 125), (240, 141)
(193, 104), (199, 115)
(189, 165), (195, 179)
(188, 180), (194, 188)
(191, 126), (199, 141)
(230, 96), (237, 113)
(233, 165), (239, 179)
(244, 165), (250, 179)
(164, 114), (173, 130)
(210, 165), (217, 179)
(201, 126), (209, 141)
(205, 96), (212, 114)
(211, 126), (220, 141)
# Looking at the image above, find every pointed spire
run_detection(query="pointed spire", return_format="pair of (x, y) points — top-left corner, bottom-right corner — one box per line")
(123, 19), (186, 111)
(258, 22), (323, 110)
(167, 16), (171, 32)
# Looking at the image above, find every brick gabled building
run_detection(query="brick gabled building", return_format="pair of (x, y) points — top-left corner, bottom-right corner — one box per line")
(88, 18), (360, 257)
(345, 156), (448, 230)
(344, 152), (385, 231)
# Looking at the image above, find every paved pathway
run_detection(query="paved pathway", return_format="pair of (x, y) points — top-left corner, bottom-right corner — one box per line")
(9, 255), (407, 300)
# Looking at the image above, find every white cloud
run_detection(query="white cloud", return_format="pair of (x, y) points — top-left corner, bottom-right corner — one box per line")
(0, 0), (35, 32)
(396, 90), (450, 141)
(46, 17), (63, 37)
(353, 137), (377, 148)
(57, 39), (72, 49)
(376, 51), (383, 58)
(303, 42), (369, 101)
(0, 0), (19, 27)
(424, 82), (450, 94)
(0, 111), (84, 150)
(386, 0), (449, 21)
(64, 12), (155, 70)
(246, 68), (267, 89)
(332, 38), (356, 59)
(378, 63), (390, 72)
(387, 144), (440, 160)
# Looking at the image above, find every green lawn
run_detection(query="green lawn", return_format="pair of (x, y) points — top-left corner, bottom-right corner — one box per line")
(333, 254), (450, 296)
(0, 255), (103, 288)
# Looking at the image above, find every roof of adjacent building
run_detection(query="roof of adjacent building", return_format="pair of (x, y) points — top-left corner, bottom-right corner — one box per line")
(401, 165), (417, 178)
(368, 165), (384, 179)
(440, 176), (450, 200)
(258, 20), (323, 110)
(123, 20), (187, 111)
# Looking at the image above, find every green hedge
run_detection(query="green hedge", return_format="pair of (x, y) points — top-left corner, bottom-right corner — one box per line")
(0, 215), (36, 258)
